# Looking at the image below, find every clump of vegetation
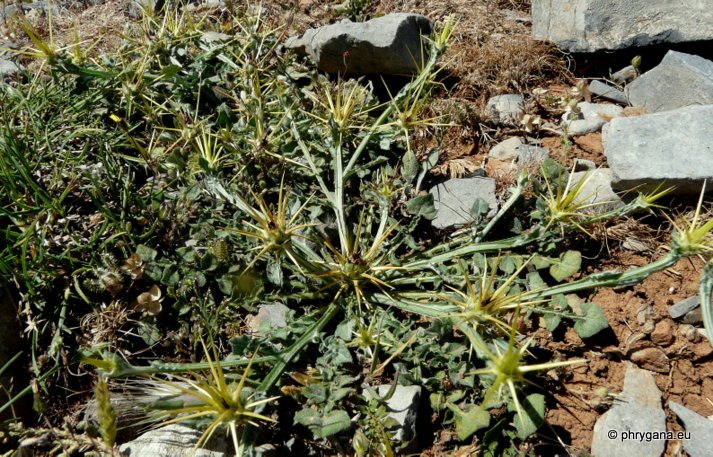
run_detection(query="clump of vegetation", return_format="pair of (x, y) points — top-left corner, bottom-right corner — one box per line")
(1, 2), (712, 455)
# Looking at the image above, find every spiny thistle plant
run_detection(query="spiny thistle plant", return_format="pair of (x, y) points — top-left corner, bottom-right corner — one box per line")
(668, 182), (713, 257)
(315, 213), (402, 312)
(537, 165), (610, 236)
(8, 4), (713, 455)
(443, 257), (546, 337)
(468, 314), (586, 432)
(130, 342), (278, 456)
(216, 177), (315, 272)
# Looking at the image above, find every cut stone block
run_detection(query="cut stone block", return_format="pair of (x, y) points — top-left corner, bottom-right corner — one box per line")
(626, 51), (713, 113)
(532, 0), (713, 52)
(429, 177), (498, 229)
(602, 105), (713, 194)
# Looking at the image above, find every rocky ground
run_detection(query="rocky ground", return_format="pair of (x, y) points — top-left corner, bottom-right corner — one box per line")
(2, 0), (713, 456)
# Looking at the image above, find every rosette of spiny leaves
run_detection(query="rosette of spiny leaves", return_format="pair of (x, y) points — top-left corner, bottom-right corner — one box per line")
(454, 311), (585, 440)
(128, 341), (278, 456)
(313, 211), (404, 313)
(443, 257), (546, 340)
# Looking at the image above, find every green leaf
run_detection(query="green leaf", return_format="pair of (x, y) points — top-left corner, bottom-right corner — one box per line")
(266, 259), (283, 286)
(379, 137), (391, 150)
(526, 271), (546, 291)
(137, 321), (160, 346)
(415, 148), (439, 191)
(508, 393), (545, 439)
(294, 408), (351, 438)
(401, 149), (419, 183)
(160, 264), (180, 287)
(543, 313), (561, 332)
(455, 405), (490, 440)
(498, 255), (516, 275)
(407, 194), (437, 220)
(198, 252), (218, 271)
(135, 245), (157, 262)
(334, 319), (354, 341)
(303, 384), (328, 403)
(531, 254), (551, 269)
(549, 250), (581, 282)
(574, 302), (609, 338)
(544, 294), (567, 332)
(469, 197), (490, 219)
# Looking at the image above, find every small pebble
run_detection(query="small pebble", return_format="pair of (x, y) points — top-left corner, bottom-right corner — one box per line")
(650, 320), (674, 346)
(680, 324), (701, 343)
(669, 296), (700, 319)
(683, 308), (703, 325)
(630, 347), (670, 373)
(641, 320), (655, 335)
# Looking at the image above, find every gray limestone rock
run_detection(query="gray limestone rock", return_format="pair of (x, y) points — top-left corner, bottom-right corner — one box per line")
(611, 65), (639, 85)
(589, 80), (628, 105)
(573, 158), (596, 171)
(563, 102), (623, 136)
(532, 0), (713, 52)
(119, 424), (227, 456)
(516, 144), (549, 167)
(0, 60), (20, 77)
(682, 308), (703, 325)
(248, 303), (290, 337)
(1, 4), (19, 25)
(570, 169), (624, 213)
(285, 13), (433, 76)
(489, 137), (523, 161)
(488, 138), (549, 166)
(669, 296), (701, 320)
(486, 94), (525, 125)
(626, 51), (713, 113)
(602, 105), (713, 194)
(669, 402), (713, 457)
(591, 364), (666, 457)
(429, 176), (498, 230)
(363, 385), (421, 451)
(82, 395), (146, 442)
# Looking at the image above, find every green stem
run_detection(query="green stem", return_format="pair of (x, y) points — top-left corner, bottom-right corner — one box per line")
(476, 172), (527, 242)
(405, 226), (549, 269)
(343, 38), (445, 180)
(241, 302), (342, 447)
(529, 252), (680, 300)
(699, 261), (713, 345)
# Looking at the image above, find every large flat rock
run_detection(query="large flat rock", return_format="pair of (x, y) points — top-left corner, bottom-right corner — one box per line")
(627, 51), (713, 113)
(532, 0), (713, 52)
(429, 176), (498, 229)
(285, 13), (433, 75)
(669, 401), (713, 457)
(591, 364), (666, 457)
(119, 424), (227, 457)
(602, 105), (713, 194)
